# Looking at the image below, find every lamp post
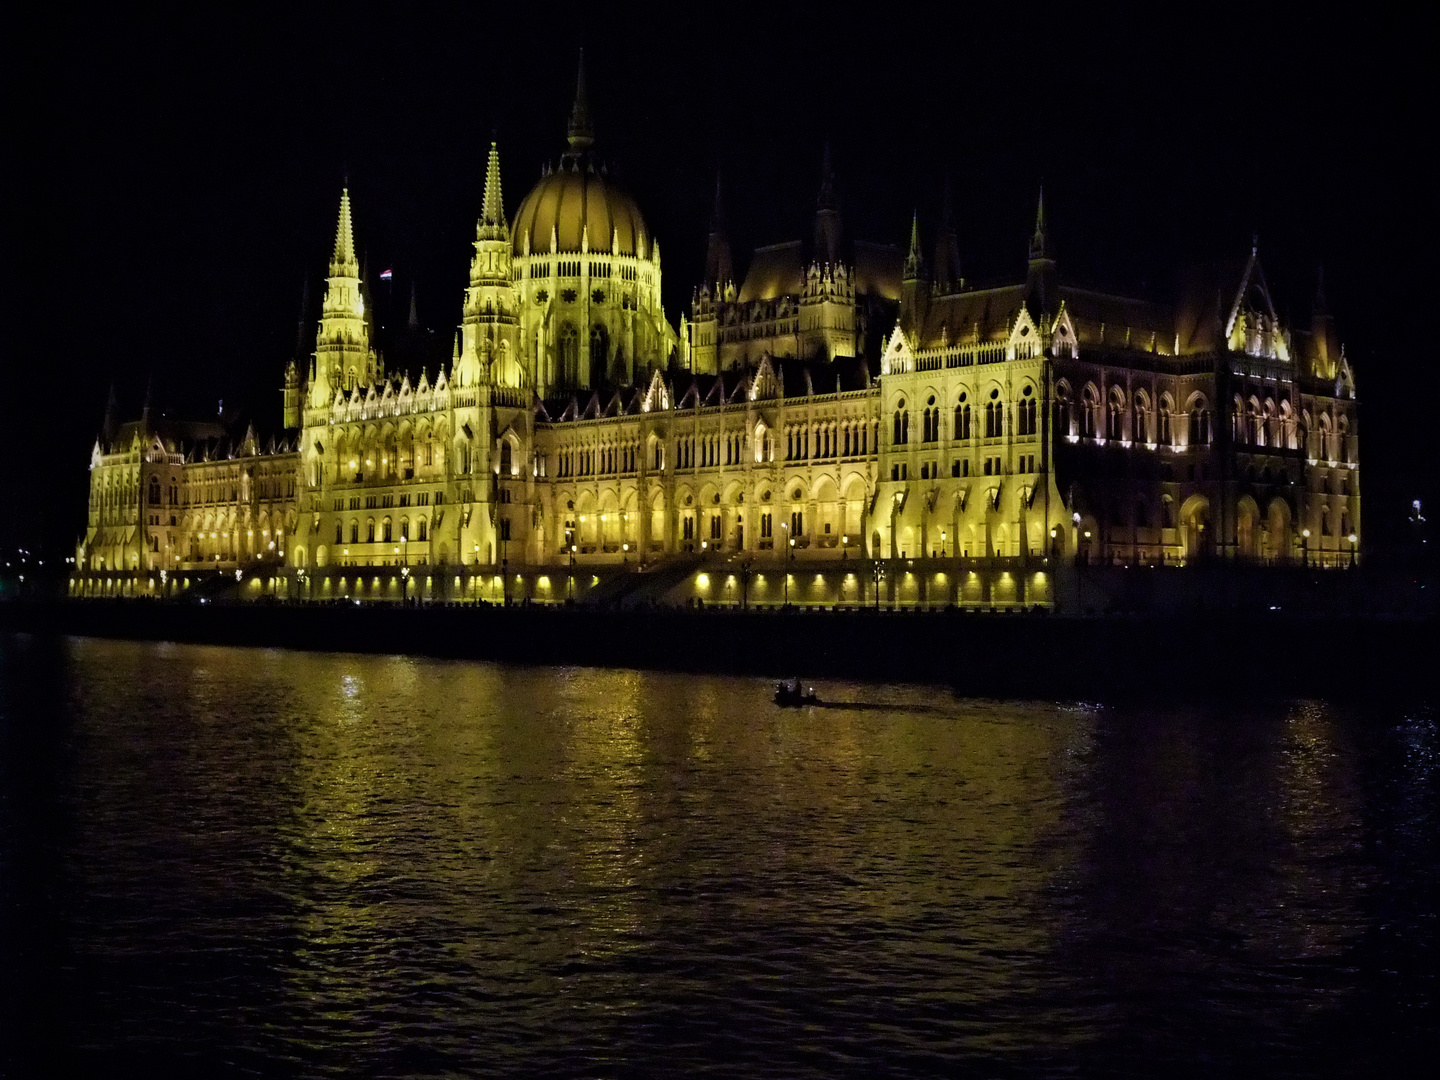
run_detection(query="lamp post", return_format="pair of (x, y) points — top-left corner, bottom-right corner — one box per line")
(940, 529), (947, 558)
(567, 529), (576, 601)
(473, 543), (480, 603)
(1301, 527), (1311, 568)
(786, 536), (796, 606)
(1348, 532), (1358, 568)
(401, 565), (410, 604)
(872, 559), (884, 611)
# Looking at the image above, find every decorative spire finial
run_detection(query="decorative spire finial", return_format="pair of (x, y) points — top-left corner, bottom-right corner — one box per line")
(566, 49), (594, 152)
(332, 188), (357, 270)
(904, 211), (925, 281)
(1028, 185), (1049, 263)
(481, 140), (505, 228)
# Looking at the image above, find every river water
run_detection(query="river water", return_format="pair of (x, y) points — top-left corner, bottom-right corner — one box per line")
(1, 635), (1434, 1077)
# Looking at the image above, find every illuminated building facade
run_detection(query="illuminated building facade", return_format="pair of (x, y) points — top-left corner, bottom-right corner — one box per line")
(75, 60), (1360, 604)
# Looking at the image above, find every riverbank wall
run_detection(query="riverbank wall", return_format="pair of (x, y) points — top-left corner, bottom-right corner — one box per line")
(4, 599), (1436, 700)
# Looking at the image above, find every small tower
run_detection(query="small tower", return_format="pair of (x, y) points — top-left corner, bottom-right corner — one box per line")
(813, 142), (843, 268)
(900, 212), (929, 336)
(703, 172), (734, 293)
(1024, 187), (1057, 323)
(460, 140), (521, 388)
(310, 188), (373, 406)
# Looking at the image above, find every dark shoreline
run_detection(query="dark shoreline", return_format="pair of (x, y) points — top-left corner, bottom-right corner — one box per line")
(3, 599), (1436, 701)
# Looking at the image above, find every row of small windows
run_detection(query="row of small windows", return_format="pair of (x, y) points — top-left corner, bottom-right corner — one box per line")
(894, 387), (1037, 446)
(337, 516), (430, 545)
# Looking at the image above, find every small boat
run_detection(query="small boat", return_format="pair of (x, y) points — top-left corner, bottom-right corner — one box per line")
(774, 680), (820, 707)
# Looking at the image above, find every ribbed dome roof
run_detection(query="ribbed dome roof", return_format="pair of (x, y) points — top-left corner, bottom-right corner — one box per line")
(511, 164), (647, 258)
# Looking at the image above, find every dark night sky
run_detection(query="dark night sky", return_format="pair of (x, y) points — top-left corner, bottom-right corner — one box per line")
(6, 9), (1429, 556)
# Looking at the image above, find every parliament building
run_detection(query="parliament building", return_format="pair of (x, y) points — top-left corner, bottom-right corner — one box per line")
(75, 59), (1361, 607)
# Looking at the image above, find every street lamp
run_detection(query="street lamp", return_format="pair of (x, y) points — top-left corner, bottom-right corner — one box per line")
(1301, 527), (1311, 568)
(872, 560), (884, 611)
(401, 565), (410, 603)
(1348, 532), (1358, 567)
(786, 536), (795, 606)
(940, 529), (947, 558)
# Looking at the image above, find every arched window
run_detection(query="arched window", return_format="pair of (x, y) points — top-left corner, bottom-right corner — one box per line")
(335, 522), (342, 545)
(1107, 388), (1126, 441)
(500, 440), (513, 476)
(399, 518), (409, 542)
(1081, 386), (1098, 438)
(954, 393), (972, 440)
(418, 518), (428, 542)
(350, 520), (360, 544)
(589, 324), (610, 386)
(1158, 396), (1173, 445)
(985, 388), (1003, 438)
(893, 399), (909, 445)
(366, 519), (376, 543)
(560, 324), (580, 386)
(148, 478), (161, 505)
(1018, 385), (1037, 436)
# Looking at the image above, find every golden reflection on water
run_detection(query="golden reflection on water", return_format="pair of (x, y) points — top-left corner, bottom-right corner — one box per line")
(36, 637), (1411, 1073)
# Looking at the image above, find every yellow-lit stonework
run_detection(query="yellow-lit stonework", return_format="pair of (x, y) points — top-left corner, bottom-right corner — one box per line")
(74, 63), (1360, 605)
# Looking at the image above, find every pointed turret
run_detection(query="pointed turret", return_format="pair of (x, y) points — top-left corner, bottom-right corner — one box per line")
(1029, 186), (1048, 261)
(703, 171), (734, 290)
(311, 187), (370, 406)
(1025, 186), (1057, 322)
(931, 173), (963, 293)
(407, 282), (419, 331)
(813, 142), (843, 267)
(480, 140), (506, 234)
(903, 212), (925, 281)
(331, 188), (357, 272)
(565, 49), (594, 155)
(900, 212), (929, 337)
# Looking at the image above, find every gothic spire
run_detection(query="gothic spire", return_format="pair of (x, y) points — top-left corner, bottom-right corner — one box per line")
(1025, 186), (1057, 321)
(704, 171), (734, 289)
(813, 142), (843, 266)
(331, 188), (357, 271)
(407, 282), (419, 331)
(903, 211), (925, 281)
(1029, 186), (1048, 262)
(481, 140), (505, 228)
(566, 49), (594, 152)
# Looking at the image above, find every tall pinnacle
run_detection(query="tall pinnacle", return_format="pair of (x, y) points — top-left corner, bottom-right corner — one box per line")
(813, 142), (843, 266)
(903, 211), (924, 281)
(704, 171), (734, 289)
(331, 188), (357, 271)
(566, 49), (594, 152)
(481, 140), (505, 228)
(1029, 186), (1048, 261)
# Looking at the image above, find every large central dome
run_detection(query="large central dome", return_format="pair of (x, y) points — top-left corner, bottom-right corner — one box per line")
(509, 50), (649, 260)
(511, 164), (648, 258)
